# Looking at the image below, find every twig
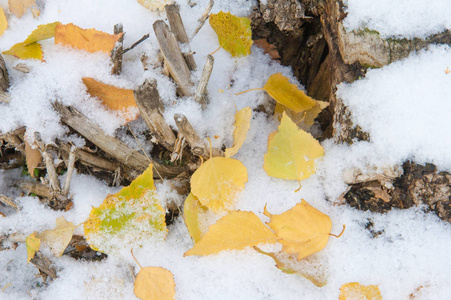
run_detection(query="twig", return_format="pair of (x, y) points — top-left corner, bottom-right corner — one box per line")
(53, 101), (186, 178)
(194, 54), (214, 109)
(34, 132), (61, 193)
(153, 20), (194, 97)
(191, 0), (214, 39)
(122, 34), (150, 54)
(0, 194), (20, 211)
(62, 145), (77, 196)
(134, 79), (177, 151)
(110, 23), (124, 75)
(19, 180), (52, 199)
(166, 4), (197, 70)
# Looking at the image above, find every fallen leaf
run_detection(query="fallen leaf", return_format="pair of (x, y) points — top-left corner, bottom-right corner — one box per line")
(265, 200), (332, 260)
(264, 112), (324, 181)
(82, 77), (138, 122)
(8, 0), (37, 18)
(134, 267), (176, 300)
(339, 282), (382, 300)
(253, 246), (328, 287)
(2, 22), (60, 60)
(190, 157), (248, 212)
(209, 11), (252, 57)
(183, 193), (208, 243)
(39, 216), (76, 257)
(24, 138), (41, 178)
(84, 164), (167, 253)
(25, 231), (40, 263)
(137, 0), (174, 11)
(253, 39), (280, 60)
(184, 210), (277, 256)
(55, 23), (123, 53)
(264, 73), (316, 113)
(224, 107), (252, 158)
(0, 7), (7, 36)
(275, 100), (329, 128)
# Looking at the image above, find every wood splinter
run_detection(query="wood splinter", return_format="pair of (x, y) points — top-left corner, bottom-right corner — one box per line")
(110, 23), (124, 75)
(191, 0), (214, 39)
(194, 54), (214, 109)
(34, 132), (61, 193)
(62, 145), (77, 196)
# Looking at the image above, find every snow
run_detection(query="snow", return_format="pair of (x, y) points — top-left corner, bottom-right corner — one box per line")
(0, 0), (451, 299)
(343, 0), (451, 38)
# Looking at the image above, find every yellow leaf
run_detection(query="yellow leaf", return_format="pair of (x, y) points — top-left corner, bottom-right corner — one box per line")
(183, 193), (208, 243)
(224, 107), (252, 158)
(137, 0), (174, 11)
(2, 22), (60, 60)
(209, 11), (252, 57)
(84, 164), (167, 253)
(24, 138), (42, 178)
(25, 231), (40, 264)
(55, 23), (123, 53)
(265, 200), (332, 260)
(263, 73), (316, 113)
(0, 7), (7, 36)
(184, 210), (277, 256)
(134, 267), (175, 300)
(8, 0), (37, 18)
(82, 77), (138, 122)
(339, 282), (382, 300)
(39, 216), (76, 257)
(275, 100), (329, 128)
(264, 112), (324, 181)
(190, 157), (248, 213)
(253, 246), (328, 287)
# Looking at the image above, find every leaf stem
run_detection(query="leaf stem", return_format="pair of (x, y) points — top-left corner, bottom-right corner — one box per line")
(130, 248), (143, 269)
(235, 88), (264, 96)
(209, 46), (221, 56)
(329, 224), (346, 238)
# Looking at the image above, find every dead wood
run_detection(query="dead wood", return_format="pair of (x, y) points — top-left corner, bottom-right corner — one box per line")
(194, 54), (214, 109)
(53, 101), (186, 178)
(134, 79), (177, 151)
(123, 34), (150, 54)
(166, 4), (197, 70)
(19, 180), (52, 199)
(110, 23), (124, 75)
(174, 113), (222, 158)
(153, 20), (194, 97)
(34, 132), (61, 193)
(62, 145), (76, 196)
(30, 251), (58, 280)
(0, 53), (9, 92)
(191, 0), (214, 39)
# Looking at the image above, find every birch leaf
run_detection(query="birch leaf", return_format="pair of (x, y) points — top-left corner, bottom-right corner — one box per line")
(82, 77), (138, 122)
(190, 157), (248, 213)
(8, 0), (38, 18)
(339, 282), (382, 300)
(2, 22), (60, 60)
(134, 267), (176, 300)
(24, 139), (41, 178)
(263, 73), (316, 113)
(137, 0), (173, 11)
(183, 193), (208, 243)
(184, 210), (277, 256)
(0, 8), (7, 36)
(39, 216), (76, 257)
(209, 11), (252, 57)
(265, 200), (332, 260)
(264, 112), (324, 181)
(275, 100), (329, 128)
(224, 107), (252, 158)
(25, 232), (40, 263)
(84, 164), (167, 253)
(55, 23), (123, 53)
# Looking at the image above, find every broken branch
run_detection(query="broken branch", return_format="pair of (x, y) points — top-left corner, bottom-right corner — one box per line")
(194, 54), (214, 109)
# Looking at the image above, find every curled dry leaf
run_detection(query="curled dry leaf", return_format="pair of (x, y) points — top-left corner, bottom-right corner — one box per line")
(190, 157), (248, 213)
(274, 100), (329, 129)
(82, 77), (138, 122)
(183, 193), (208, 243)
(253, 39), (281, 60)
(24, 138), (42, 178)
(224, 107), (252, 158)
(39, 216), (76, 257)
(25, 231), (40, 263)
(264, 200), (332, 260)
(339, 282), (382, 300)
(184, 210), (277, 256)
(8, 0), (38, 18)
(84, 164), (167, 253)
(264, 112), (324, 181)
(209, 11), (253, 57)
(55, 23), (123, 54)
(134, 267), (176, 300)
(0, 7), (7, 36)
(263, 73), (316, 113)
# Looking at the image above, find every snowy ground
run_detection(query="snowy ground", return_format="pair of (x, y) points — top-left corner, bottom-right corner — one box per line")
(1, 0), (451, 299)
